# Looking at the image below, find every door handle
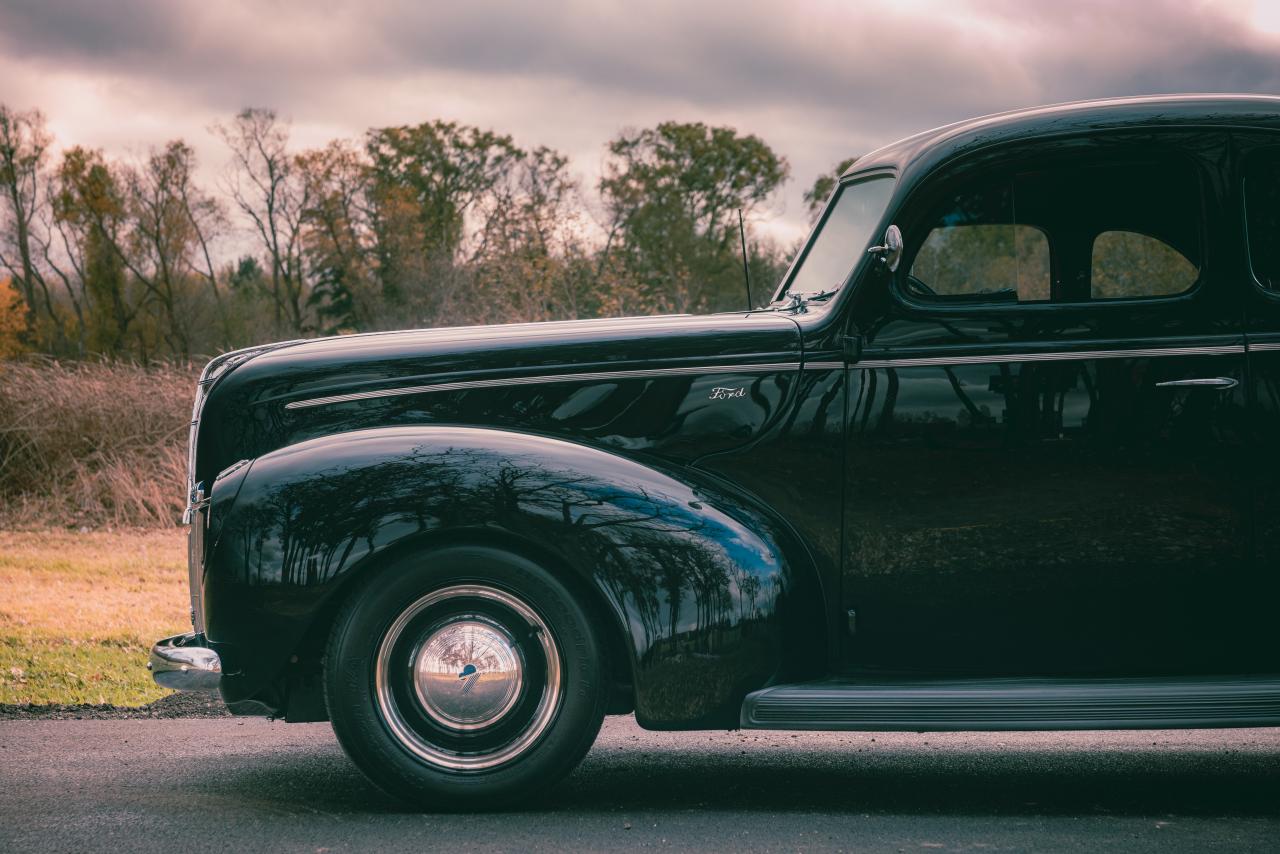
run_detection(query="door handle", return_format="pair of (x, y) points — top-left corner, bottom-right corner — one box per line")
(1155, 377), (1238, 390)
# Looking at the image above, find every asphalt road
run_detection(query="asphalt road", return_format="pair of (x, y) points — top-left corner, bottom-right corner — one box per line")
(1, 717), (1278, 852)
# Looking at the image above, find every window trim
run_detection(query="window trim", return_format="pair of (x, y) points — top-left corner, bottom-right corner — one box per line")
(1243, 146), (1280, 296)
(888, 137), (1212, 317)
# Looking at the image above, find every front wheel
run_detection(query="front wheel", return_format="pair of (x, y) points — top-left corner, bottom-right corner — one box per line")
(324, 545), (607, 809)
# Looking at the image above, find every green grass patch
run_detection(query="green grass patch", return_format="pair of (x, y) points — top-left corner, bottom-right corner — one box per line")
(1, 636), (168, 706)
(0, 529), (189, 706)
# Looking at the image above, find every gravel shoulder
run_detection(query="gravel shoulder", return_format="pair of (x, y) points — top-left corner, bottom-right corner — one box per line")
(0, 692), (229, 720)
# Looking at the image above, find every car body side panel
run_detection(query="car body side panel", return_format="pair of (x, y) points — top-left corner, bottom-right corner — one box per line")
(203, 426), (823, 729)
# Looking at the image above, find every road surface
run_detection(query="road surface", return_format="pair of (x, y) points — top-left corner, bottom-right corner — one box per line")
(2, 717), (1278, 851)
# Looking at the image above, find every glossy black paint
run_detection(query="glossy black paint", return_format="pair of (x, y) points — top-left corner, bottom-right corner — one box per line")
(196, 312), (801, 483)
(196, 311), (840, 725)
(1237, 128), (1280, 640)
(205, 426), (826, 727)
(837, 126), (1264, 676)
(842, 352), (1256, 672)
(193, 96), (1280, 725)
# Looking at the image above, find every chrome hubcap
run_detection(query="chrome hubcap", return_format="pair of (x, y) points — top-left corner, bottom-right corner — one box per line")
(412, 618), (524, 730)
(375, 584), (562, 771)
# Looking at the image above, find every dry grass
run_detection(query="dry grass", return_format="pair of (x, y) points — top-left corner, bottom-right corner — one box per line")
(0, 358), (196, 528)
(0, 528), (189, 705)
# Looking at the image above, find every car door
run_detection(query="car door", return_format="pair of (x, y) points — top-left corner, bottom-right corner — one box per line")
(841, 129), (1255, 676)
(1238, 132), (1280, 673)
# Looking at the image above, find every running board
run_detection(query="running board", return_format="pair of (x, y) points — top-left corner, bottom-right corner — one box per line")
(740, 675), (1280, 731)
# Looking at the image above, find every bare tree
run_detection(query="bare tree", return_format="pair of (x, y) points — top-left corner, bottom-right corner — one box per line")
(114, 141), (226, 358)
(216, 108), (310, 333)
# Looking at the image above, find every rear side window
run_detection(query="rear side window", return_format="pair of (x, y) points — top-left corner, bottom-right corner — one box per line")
(1245, 150), (1280, 290)
(906, 157), (1203, 305)
(1091, 231), (1198, 299)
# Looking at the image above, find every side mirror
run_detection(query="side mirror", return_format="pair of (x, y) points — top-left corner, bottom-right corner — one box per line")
(866, 224), (903, 272)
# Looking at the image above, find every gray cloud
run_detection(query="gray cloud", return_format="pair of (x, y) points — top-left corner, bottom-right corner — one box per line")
(0, 0), (178, 63)
(1, 0), (1277, 242)
(5, 1), (1274, 116)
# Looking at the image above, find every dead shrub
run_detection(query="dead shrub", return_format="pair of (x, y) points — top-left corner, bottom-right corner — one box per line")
(0, 358), (197, 528)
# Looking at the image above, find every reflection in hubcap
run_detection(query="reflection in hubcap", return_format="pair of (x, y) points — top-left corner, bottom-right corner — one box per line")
(374, 583), (563, 771)
(413, 619), (524, 730)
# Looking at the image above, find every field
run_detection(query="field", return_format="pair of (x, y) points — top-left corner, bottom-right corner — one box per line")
(0, 359), (195, 529)
(0, 529), (188, 706)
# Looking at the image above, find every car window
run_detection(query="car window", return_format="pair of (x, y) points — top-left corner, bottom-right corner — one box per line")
(912, 224), (1050, 302)
(906, 156), (1202, 305)
(784, 176), (896, 299)
(1245, 149), (1280, 290)
(1091, 231), (1198, 299)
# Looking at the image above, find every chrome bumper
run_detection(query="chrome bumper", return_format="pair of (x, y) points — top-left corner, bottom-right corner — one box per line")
(148, 632), (222, 693)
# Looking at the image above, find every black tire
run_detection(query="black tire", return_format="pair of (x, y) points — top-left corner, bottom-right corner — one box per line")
(324, 544), (607, 810)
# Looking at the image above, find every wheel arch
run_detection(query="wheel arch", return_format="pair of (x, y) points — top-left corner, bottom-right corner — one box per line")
(204, 425), (824, 728)
(285, 526), (638, 720)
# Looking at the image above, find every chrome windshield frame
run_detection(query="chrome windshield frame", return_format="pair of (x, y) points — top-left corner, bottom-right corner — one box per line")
(770, 168), (899, 306)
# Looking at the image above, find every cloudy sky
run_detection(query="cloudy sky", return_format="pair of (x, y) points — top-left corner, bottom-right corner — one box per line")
(2, 0), (1279, 246)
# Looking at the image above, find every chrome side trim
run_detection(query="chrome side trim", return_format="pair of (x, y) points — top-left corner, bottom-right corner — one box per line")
(1155, 377), (1239, 389)
(850, 344), (1244, 369)
(1248, 342), (1280, 352)
(283, 345), (1246, 410)
(284, 362), (803, 410)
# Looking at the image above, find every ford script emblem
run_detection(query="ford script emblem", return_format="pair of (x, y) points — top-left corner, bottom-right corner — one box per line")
(709, 386), (746, 400)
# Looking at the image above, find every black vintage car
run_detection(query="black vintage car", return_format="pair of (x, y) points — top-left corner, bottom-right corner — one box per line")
(151, 94), (1280, 807)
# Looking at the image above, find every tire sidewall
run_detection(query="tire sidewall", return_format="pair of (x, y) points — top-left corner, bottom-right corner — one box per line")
(325, 544), (605, 809)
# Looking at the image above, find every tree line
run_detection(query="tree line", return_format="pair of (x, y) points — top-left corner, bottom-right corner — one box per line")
(0, 104), (847, 361)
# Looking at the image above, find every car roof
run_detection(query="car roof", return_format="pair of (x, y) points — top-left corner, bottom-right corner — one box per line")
(845, 94), (1280, 178)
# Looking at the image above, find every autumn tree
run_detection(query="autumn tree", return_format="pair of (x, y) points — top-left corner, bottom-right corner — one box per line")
(297, 140), (372, 334)
(364, 121), (523, 320)
(0, 276), (26, 358)
(470, 145), (602, 323)
(115, 141), (226, 357)
(53, 146), (133, 354)
(0, 105), (68, 347)
(600, 122), (789, 313)
(1, 101), (809, 356)
(366, 120), (523, 262)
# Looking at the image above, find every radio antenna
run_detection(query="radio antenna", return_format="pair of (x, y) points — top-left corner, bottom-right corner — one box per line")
(738, 208), (753, 310)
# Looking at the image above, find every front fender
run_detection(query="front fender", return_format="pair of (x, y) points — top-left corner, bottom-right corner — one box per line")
(204, 426), (823, 727)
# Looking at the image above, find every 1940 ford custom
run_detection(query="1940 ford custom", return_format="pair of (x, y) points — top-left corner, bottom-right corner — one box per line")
(151, 95), (1280, 808)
